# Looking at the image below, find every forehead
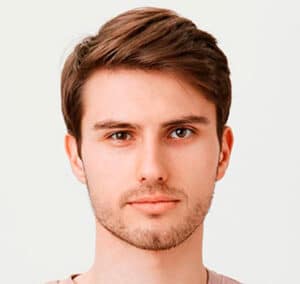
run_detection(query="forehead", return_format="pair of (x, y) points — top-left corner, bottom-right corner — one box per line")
(81, 68), (216, 127)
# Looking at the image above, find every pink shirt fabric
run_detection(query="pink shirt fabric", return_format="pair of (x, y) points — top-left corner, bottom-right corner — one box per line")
(46, 269), (241, 284)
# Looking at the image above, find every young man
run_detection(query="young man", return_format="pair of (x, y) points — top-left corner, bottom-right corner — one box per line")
(48, 7), (240, 284)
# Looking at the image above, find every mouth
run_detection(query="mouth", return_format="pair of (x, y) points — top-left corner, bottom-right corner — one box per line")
(127, 196), (180, 215)
(128, 195), (180, 203)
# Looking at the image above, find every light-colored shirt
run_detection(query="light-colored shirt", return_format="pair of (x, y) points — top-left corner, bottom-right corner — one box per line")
(46, 269), (241, 284)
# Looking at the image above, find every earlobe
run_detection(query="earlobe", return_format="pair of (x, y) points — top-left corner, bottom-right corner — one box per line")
(64, 134), (86, 184)
(216, 126), (234, 181)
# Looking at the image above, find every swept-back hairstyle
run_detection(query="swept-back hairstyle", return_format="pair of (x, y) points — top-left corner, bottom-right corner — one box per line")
(61, 7), (231, 155)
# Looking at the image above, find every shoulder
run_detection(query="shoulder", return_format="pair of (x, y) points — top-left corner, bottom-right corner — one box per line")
(208, 269), (241, 284)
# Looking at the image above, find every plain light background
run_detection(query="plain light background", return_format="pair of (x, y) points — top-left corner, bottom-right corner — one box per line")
(1, 0), (299, 283)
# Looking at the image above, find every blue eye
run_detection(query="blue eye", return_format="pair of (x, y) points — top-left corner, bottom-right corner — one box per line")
(169, 127), (194, 139)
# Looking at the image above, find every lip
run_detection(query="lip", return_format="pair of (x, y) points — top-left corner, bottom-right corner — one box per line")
(127, 196), (180, 215)
(127, 195), (180, 204)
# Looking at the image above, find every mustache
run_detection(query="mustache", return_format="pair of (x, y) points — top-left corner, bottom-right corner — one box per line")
(119, 183), (187, 208)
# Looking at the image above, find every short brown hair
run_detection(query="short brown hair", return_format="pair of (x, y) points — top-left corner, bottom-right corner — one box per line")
(61, 7), (231, 156)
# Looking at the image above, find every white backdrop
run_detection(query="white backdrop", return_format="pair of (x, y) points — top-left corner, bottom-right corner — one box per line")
(0, 1), (299, 283)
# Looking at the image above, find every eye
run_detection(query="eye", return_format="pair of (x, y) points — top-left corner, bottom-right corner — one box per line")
(169, 127), (195, 139)
(107, 127), (195, 142)
(108, 131), (132, 141)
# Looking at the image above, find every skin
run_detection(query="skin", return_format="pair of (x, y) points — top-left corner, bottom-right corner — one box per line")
(65, 68), (233, 284)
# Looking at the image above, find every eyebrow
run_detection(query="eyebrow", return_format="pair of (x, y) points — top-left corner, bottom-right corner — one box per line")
(93, 115), (210, 131)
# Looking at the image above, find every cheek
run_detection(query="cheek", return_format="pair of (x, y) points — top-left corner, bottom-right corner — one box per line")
(81, 142), (132, 201)
(174, 140), (219, 192)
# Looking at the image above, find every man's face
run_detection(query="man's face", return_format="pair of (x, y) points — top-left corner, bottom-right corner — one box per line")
(66, 69), (232, 250)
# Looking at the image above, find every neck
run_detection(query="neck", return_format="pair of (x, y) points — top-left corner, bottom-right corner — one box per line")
(78, 219), (207, 284)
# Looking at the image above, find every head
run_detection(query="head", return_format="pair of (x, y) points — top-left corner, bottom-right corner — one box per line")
(62, 7), (233, 250)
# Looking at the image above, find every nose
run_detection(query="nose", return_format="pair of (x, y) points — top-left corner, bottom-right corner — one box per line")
(136, 138), (169, 185)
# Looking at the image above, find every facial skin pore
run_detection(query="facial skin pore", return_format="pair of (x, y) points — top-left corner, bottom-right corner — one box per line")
(65, 69), (233, 284)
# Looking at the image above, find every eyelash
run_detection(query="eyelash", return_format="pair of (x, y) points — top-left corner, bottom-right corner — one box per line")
(107, 127), (196, 141)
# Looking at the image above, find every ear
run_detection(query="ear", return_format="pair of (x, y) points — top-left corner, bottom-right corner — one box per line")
(216, 126), (234, 181)
(64, 134), (86, 184)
